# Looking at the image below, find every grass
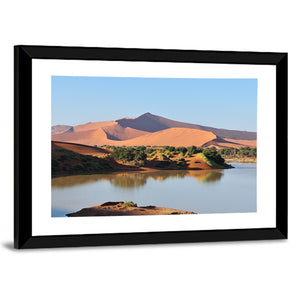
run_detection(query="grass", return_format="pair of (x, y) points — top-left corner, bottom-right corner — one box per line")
(52, 145), (113, 177)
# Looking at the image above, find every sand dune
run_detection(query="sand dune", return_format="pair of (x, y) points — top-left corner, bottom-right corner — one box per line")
(73, 121), (117, 132)
(51, 112), (257, 148)
(201, 136), (257, 149)
(223, 138), (257, 148)
(52, 125), (148, 146)
(118, 127), (217, 147)
(51, 125), (73, 134)
(52, 127), (110, 146)
(52, 141), (109, 157)
(102, 124), (148, 141)
(52, 126), (256, 148)
(116, 112), (257, 140)
(52, 127), (216, 147)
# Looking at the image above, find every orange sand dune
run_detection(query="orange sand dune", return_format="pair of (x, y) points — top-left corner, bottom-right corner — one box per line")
(201, 136), (257, 149)
(52, 126), (147, 146)
(52, 113), (257, 148)
(51, 126), (256, 149)
(52, 127), (110, 146)
(52, 122), (148, 145)
(52, 127), (217, 147)
(102, 123), (148, 141)
(73, 121), (117, 132)
(119, 127), (217, 147)
(52, 141), (109, 157)
(223, 138), (257, 148)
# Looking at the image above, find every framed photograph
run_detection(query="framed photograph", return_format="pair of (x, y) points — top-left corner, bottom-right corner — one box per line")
(14, 45), (288, 249)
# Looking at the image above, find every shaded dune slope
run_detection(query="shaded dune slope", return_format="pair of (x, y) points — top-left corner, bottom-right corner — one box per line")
(102, 124), (148, 141)
(116, 113), (256, 140)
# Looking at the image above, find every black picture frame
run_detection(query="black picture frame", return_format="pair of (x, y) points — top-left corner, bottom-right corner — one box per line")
(14, 45), (288, 249)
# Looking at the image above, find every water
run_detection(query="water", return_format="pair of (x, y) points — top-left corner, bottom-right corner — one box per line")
(51, 162), (256, 217)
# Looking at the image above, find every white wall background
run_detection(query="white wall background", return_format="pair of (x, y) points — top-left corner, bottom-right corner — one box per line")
(0, 1), (298, 299)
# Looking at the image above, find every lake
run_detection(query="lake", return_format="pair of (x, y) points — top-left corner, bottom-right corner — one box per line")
(52, 162), (256, 217)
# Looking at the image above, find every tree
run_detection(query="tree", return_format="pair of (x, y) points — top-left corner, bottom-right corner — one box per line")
(187, 145), (197, 155)
(196, 147), (204, 153)
(176, 146), (187, 155)
(164, 146), (175, 152)
(249, 148), (257, 157)
(203, 147), (225, 164)
(110, 147), (135, 162)
(134, 149), (147, 161)
(136, 146), (146, 151)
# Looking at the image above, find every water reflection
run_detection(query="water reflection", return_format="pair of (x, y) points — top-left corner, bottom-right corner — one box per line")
(109, 173), (148, 189)
(52, 169), (224, 189)
(190, 170), (223, 183)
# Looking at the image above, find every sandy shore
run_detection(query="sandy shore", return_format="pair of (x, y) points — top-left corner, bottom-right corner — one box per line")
(225, 158), (256, 163)
(66, 201), (195, 216)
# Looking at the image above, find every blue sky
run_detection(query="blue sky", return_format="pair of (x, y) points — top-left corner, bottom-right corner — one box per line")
(51, 76), (257, 132)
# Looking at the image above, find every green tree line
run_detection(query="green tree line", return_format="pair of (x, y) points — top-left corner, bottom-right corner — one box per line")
(109, 146), (147, 163)
(217, 147), (257, 158)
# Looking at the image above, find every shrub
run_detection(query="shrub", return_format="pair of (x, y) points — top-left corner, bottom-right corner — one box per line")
(202, 147), (225, 164)
(123, 201), (137, 207)
(164, 146), (175, 152)
(177, 160), (185, 167)
(109, 147), (147, 163)
(52, 159), (59, 167)
(217, 147), (256, 158)
(136, 146), (146, 151)
(196, 147), (204, 153)
(249, 148), (257, 157)
(186, 145), (197, 155)
(110, 147), (135, 162)
(73, 164), (84, 170)
(176, 146), (187, 154)
(79, 156), (88, 162)
(155, 161), (171, 168)
(134, 149), (147, 162)
(196, 153), (221, 168)
(58, 154), (69, 161)
(145, 148), (156, 154)
(55, 148), (66, 152)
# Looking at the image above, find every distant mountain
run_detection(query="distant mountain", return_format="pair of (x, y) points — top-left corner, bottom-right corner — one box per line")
(51, 113), (257, 148)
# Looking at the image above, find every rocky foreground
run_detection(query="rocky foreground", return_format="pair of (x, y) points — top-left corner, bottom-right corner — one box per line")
(66, 201), (195, 217)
